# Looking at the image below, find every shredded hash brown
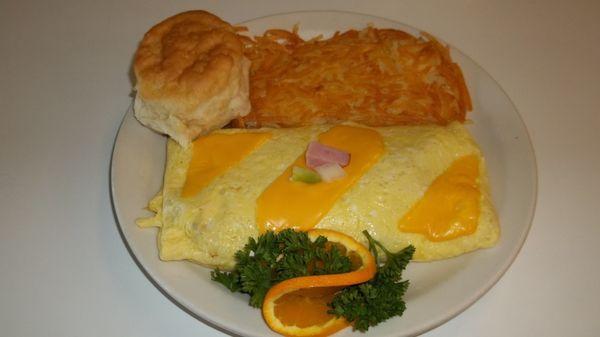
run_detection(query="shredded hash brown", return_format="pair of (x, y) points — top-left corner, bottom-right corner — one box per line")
(234, 27), (472, 128)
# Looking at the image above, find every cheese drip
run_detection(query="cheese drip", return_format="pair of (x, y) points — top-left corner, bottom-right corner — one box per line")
(398, 154), (481, 241)
(181, 132), (271, 198)
(257, 125), (384, 232)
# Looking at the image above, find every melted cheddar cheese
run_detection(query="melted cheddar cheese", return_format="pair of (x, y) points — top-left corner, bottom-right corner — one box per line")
(181, 132), (271, 198)
(398, 155), (480, 241)
(256, 125), (384, 232)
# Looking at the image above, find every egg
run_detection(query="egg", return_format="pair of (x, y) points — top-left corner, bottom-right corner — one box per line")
(138, 122), (499, 269)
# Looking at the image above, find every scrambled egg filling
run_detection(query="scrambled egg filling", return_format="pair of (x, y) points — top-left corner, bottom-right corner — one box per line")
(138, 122), (499, 269)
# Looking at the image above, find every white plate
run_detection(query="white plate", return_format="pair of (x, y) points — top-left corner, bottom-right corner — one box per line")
(111, 10), (537, 337)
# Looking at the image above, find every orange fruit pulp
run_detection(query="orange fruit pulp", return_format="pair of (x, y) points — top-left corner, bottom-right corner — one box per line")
(262, 229), (377, 337)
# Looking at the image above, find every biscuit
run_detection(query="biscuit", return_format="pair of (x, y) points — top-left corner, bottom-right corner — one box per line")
(133, 10), (250, 146)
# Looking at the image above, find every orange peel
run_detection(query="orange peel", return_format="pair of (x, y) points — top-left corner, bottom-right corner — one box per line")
(262, 229), (377, 336)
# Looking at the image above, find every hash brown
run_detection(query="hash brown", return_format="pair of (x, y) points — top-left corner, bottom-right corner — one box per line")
(234, 27), (471, 128)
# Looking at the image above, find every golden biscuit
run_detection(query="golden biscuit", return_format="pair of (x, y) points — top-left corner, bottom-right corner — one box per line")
(134, 10), (251, 146)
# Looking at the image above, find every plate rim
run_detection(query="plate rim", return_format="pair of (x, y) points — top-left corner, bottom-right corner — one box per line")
(110, 9), (538, 337)
(109, 108), (246, 337)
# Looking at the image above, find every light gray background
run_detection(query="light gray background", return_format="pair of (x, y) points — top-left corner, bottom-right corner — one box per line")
(1, 1), (598, 336)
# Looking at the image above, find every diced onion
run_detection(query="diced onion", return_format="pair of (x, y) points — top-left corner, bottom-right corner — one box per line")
(314, 163), (346, 182)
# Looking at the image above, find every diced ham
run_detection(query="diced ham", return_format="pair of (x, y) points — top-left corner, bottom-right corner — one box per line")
(305, 141), (350, 169)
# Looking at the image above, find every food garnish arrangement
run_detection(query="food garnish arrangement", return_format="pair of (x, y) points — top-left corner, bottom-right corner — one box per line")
(133, 10), (499, 336)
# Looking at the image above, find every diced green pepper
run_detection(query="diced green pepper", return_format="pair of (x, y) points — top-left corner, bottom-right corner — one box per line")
(290, 166), (321, 184)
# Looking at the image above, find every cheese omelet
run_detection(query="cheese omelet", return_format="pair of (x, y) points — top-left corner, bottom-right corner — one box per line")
(138, 122), (499, 269)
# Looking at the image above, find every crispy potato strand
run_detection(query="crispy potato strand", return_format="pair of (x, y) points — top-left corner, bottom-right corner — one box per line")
(235, 27), (472, 128)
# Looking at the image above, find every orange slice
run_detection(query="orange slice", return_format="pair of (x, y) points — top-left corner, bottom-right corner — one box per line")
(262, 229), (377, 337)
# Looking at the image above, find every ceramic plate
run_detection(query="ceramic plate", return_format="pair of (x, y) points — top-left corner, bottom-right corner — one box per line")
(111, 10), (537, 337)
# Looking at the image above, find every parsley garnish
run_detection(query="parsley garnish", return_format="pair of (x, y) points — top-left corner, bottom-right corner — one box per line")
(328, 230), (415, 332)
(211, 229), (353, 307)
(211, 229), (415, 332)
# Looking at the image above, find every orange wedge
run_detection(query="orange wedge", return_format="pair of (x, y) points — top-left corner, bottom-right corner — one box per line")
(262, 229), (377, 337)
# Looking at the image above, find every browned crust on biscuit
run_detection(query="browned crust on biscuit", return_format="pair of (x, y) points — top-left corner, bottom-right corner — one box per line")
(134, 10), (243, 113)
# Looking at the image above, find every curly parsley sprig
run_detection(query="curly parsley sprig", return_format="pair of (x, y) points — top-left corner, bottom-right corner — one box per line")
(211, 229), (353, 307)
(328, 230), (415, 332)
(211, 229), (415, 332)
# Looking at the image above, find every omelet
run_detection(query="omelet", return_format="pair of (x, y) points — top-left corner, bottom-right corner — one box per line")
(138, 122), (499, 269)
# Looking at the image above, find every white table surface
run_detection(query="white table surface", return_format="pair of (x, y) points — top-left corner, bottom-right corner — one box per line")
(2, 0), (599, 336)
